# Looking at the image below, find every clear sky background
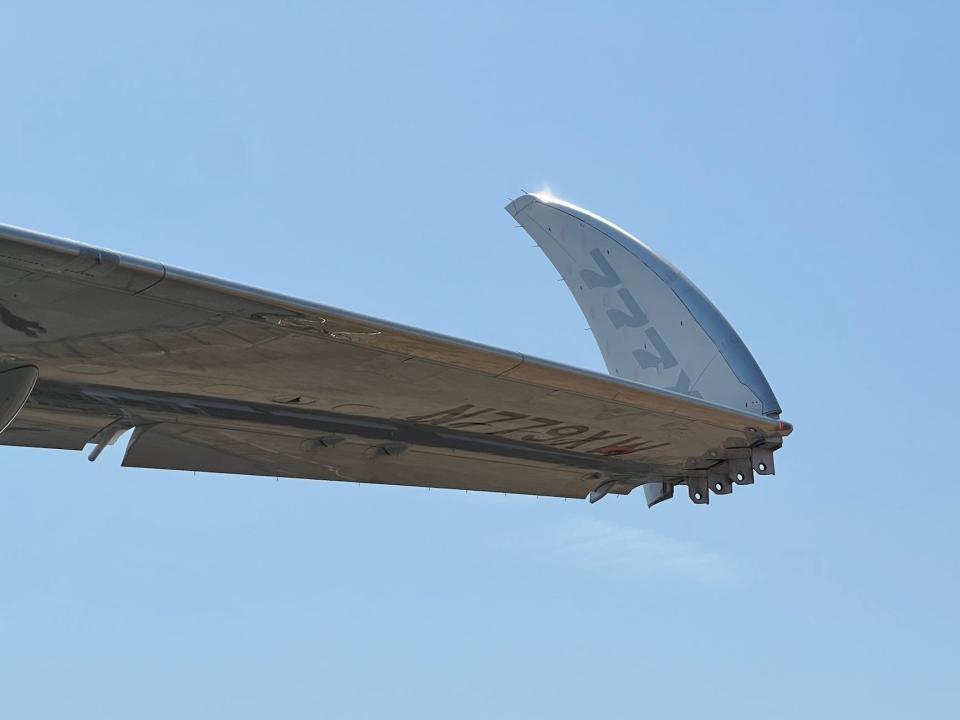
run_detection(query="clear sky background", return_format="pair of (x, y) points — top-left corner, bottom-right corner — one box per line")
(1, 2), (958, 718)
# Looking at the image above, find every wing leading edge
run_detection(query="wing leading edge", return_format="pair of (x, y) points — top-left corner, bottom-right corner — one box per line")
(0, 196), (790, 507)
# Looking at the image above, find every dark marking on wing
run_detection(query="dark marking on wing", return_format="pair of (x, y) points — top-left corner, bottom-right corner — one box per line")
(407, 404), (670, 458)
(0, 302), (47, 338)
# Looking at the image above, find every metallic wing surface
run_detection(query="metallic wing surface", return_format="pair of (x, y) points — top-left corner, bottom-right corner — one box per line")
(0, 194), (790, 507)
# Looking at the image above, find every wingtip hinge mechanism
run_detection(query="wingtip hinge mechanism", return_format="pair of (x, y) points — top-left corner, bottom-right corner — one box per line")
(588, 436), (780, 508)
(673, 438), (781, 506)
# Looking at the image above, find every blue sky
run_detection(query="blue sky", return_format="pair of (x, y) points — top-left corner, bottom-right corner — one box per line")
(1, 2), (958, 718)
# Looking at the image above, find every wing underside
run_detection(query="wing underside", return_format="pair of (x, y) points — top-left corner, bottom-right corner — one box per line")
(0, 205), (789, 506)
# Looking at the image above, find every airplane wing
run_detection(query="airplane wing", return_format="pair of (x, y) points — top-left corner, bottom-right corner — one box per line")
(0, 194), (790, 507)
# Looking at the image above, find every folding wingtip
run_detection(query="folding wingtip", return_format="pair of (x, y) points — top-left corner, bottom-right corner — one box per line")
(505, 189), (784, 419)
(506, 190), (576, 219)
(504, 193), (538, 218)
